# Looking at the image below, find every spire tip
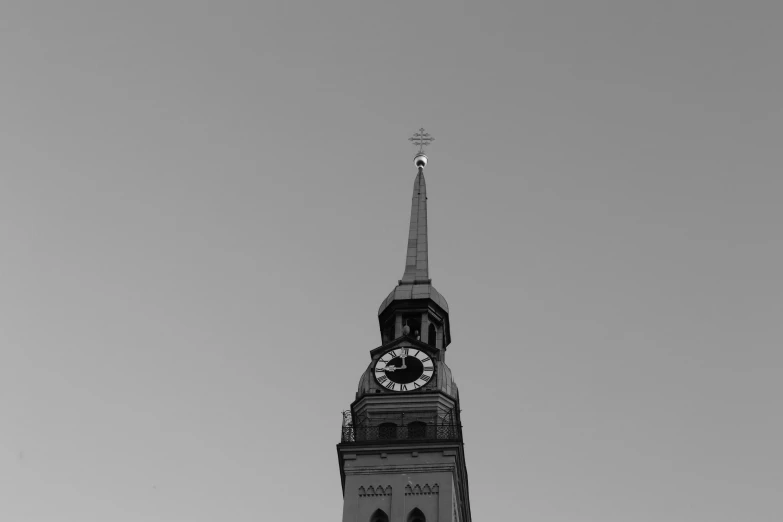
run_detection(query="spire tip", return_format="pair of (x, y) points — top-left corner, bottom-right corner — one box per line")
(409, 127), (434, 167)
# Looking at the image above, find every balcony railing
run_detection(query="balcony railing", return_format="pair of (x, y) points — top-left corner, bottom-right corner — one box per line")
(341, 423), (462, 443)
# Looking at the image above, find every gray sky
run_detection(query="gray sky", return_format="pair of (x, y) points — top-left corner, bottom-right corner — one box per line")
(1, 1), (781, 521)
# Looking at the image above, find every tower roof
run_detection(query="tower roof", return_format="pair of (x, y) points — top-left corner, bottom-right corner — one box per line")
(378, 158), (449, 317)
(401, 169), (429, 284)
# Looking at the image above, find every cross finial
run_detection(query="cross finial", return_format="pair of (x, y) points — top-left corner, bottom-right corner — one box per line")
(408, 128), (434, 153)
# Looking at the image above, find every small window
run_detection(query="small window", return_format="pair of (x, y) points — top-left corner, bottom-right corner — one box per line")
(407, 507), (426, 522)
(408, 421), (427, 439)
(402, 314), (421, 339)
(371, 508), (390, 522)
(382, 317), (396, 343)
(378, 422), (397, 440)
(427, 323), (437, 348)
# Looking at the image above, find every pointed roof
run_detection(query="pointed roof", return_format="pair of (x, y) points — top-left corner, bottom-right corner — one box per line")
(378, 165), (449, 316)
(400, 168), (429, 284)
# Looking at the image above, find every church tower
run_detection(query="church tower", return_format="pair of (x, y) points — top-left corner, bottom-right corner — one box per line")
(337, 130), (472, 522)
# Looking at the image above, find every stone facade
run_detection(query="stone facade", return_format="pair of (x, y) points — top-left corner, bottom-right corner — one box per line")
(338, 446), (468, 522)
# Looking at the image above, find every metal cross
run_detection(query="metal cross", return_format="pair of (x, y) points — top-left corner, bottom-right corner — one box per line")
(409, 128), (434, 153)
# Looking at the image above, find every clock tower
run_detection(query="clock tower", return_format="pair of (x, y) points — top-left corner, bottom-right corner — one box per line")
(336, 131), (472, 522)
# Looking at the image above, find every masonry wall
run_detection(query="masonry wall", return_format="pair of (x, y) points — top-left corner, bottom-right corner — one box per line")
(341, 450), (459, 522)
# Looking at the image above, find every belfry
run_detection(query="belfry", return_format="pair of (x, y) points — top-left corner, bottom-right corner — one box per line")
(337, 130), (472, 522)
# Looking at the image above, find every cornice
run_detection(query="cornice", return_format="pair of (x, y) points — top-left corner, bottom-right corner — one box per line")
(368, 335), (441, 359)
(344, 463), (458, 476)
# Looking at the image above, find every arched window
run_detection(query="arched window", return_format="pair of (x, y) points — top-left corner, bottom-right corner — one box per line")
(427, 323), (437, 348)
(403, 314), (421, 339)
(370, 508), (389, 522)
(408, 421), (427, 439)
(407, 507), (426, 522)
(382, 317), (396, 343)
(378, 422), (397, 440)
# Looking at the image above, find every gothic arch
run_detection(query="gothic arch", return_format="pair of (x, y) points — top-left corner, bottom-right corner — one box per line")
(405, 483), (439, 496)
(407, 507), (426, 522)
(370, 508), (389, 522)
(359, 485), (391, 497)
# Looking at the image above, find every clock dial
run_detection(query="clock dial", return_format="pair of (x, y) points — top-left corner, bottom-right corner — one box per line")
(374, 348), (434, 392)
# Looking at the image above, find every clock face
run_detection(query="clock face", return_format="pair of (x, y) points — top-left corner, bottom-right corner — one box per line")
(374, 347), (434, 392)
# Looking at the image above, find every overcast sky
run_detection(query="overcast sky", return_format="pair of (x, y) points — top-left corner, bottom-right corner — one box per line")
(1, 1), (781, 521)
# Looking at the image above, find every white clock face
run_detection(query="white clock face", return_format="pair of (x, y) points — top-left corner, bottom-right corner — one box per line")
(374, 347), (434, 392)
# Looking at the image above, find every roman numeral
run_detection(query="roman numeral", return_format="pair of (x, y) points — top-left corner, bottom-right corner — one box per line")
(413, 382), (421, 388)
(378, 376), (388, 383)
(375, 367), (385, 373)
(401, 348), (408, 356)
(384, 381), (395, 389)
(421, 375), (430, 382)
(421, 357), (431, 362)
(400, 384), (408, 391)
(424, 366), (433, 371)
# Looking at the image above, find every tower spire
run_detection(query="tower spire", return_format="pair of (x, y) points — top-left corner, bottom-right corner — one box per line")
(339, 128), (471, 522)
(401, 168), (429, 283)
(401, 128), (434, 284)
(378, 128), (449, 339)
